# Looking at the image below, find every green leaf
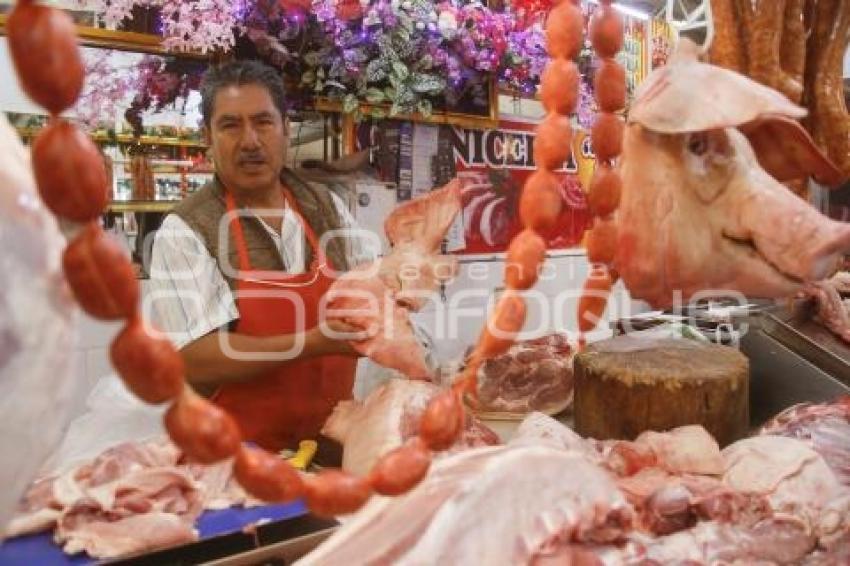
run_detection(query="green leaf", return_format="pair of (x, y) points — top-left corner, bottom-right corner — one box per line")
(410, 73), (445, 94)
(396, 85), (415, 104)
(392, 62), (409, 80)
(343, 94), (360, 114)
(370, 108), (387, 119)
(389, 101), (403, 117)
(384, 86), (397, 99)
(316, 67), (326, 79)
(365, 87), (386, 104)
(417, 99), (433, 117)
(303, 51), (322, 66)
(398, 13), (413, 31)
(416, 55), (433, 70)
(301, 70), (316, 85)
(366, 59), (387, 82)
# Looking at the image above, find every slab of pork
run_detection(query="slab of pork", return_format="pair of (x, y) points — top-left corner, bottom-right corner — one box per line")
(0, 114), (77, 535)
(297, 446), (633, 566)
(325, 180), (462, 378)
(321, 379), (499, 476)
(761, 398), (850, 488)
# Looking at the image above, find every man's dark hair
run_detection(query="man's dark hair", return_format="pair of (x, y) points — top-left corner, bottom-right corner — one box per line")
(200, 60), (287, 127)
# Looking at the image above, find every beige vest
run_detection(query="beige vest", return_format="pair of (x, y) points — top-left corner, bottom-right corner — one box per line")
(172, 169), (350, 291)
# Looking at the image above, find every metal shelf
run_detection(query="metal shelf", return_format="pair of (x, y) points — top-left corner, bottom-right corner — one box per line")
(14, 128), (207, 149)
(106, 200), (179, 213)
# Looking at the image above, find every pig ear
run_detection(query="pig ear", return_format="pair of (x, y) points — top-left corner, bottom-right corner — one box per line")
(739, 116), (845, 187)
(384, 178), (463, 250)
(629, 60), (806, 134)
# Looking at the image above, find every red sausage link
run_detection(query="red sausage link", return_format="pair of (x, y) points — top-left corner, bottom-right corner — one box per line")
(110, 317), (185, 405)
(577, 265), (614, 333)
(545, 2), (585, 60)
(234, 446), (305, 503)
(7, 2), (84, 114)
(505, 229), (547, 290)
(585, 218), (618, 265)
(369, 438), (432, 496)
(590, 4), (624, 59)
(476, 291), (527, 359)
(303, 470), (372, 518)
(62, 223), (139, 320)
(593, 59), (627, 113)
(164, 390), (241, 464)
(520, 171), (564, 232)
(591, 113), (624, 163)
(540, 59), (580, 116)
(588, 163), (622, 217)
(419, 389), (465, 451)
(534, 113), (573, 171)
(32, 120), (109, 222)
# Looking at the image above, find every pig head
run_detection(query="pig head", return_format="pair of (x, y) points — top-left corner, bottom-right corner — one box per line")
(615, 40), (850, 309)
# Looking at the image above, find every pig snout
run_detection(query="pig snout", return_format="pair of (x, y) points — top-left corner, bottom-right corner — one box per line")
(724, 168), (850, 283)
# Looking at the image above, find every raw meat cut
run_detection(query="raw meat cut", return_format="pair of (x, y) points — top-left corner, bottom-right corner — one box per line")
(760, 398), (850, 487)
(471, 334), (574, 415)
(616, 40), (850, 309)
(57, 512), (196, 559)
(296, 446), (634, 566)
(0, 114), (77, 535)
(6, 437), (259, 559)
(602, 425), (725, 478)
(321, 379), (500, 476)
(307, 409), (850, 565)
(620, 517), (815, 565)
(631, 426), (725, 477)
(722, 435), (846, 537)
(325, 266), (431, 378)
(326, 180), (462, 378)
(799, 278), (850, 343)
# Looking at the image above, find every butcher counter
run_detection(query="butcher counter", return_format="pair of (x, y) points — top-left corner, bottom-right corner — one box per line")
(2, 304), (848, 566)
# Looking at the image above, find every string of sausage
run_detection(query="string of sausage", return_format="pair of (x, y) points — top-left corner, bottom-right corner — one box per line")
(8, 0), (627, 515)
(576, 1), (626, 343)
(9, 0), (580, 515)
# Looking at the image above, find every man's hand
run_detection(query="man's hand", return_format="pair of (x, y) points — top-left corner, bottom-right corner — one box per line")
(305, 319), (371, 357)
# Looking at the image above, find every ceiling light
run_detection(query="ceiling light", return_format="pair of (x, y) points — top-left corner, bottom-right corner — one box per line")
(586, 0), (652, 21)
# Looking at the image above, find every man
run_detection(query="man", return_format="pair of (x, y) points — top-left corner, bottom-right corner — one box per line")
(148, 60), (376, 453)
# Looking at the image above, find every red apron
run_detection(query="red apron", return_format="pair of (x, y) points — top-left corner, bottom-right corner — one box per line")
(212, 188), (356, 452)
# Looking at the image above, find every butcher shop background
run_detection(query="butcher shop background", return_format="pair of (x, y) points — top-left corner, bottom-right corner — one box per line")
(354, 116), (644, 364)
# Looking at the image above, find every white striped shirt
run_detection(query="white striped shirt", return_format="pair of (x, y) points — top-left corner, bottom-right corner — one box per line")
(147, 192), (378, 349)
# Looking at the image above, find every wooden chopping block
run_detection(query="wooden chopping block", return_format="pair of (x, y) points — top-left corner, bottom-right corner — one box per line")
(573, 336), (749, 446)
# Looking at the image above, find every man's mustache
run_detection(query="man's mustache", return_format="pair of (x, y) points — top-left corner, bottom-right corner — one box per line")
(238, 153), (267, 165)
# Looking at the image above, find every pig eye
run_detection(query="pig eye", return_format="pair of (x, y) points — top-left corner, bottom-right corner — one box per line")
(687, 133), (709, 156)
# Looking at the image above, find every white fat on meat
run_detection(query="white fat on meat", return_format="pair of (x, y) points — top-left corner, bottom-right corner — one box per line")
(761, 398), (850, 488)
(58, 512), (196, 558)
(723, 436), (845, 534)
(297, 446), (633, 566)
(322, 379), (499, 476)
(634, 425), (725, 476)
(6, 437), (256, 558)
(0, 114), (78, 536)
(617, 517), (816, 565)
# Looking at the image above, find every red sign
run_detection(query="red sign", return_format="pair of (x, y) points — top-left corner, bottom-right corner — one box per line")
(445, 116), (593, 254)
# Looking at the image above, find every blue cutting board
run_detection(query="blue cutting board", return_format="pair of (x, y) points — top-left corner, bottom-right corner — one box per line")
(0, 500), (307, 565)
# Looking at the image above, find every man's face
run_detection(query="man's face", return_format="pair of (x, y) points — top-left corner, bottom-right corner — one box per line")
(206, 83), (288, 193)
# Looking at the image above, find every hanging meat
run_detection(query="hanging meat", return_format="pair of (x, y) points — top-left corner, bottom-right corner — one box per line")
(130, 153), (155, 200)
(709, 0), (850, 183)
